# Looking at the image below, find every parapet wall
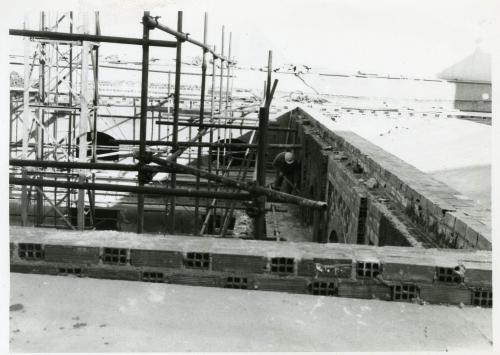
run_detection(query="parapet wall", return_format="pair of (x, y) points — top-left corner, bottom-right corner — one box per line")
(10, 226), (492, 307)
(287, 107), (491, 250)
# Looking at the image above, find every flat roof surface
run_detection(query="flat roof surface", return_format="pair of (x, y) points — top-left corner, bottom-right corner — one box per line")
(9, 273), (492, 352)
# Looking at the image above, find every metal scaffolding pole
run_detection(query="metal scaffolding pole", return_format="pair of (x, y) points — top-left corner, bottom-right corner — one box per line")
(207, 46), (216, 232)
(89, 11), (101, 227)
(66, 11), (74, 222)
(168, 10), (183, 234)
(9, 29), (177, 48)
(77, 13), (90, 230)
(137, 11), (151, 234)
(142, 15), (232, 62)
(194, 12), (208, 233)
(148, 155), (326, 209)
(255, 51), (275, 239)
(10, 177), (253, 201)
(114, 140), (300, 149)
(35, 12), (46, 227)
(218, 26), (225, 186)
(218, 26), (225, 112)
(10, 10), (250, 235)
(20, 14), (31, 226)
(155, 121), (295, 132)
(225, 32), (232, 113)
(254, 106), (269, 239)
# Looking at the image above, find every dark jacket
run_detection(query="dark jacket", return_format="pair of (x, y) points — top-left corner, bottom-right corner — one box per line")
(272, 152), (299, 176)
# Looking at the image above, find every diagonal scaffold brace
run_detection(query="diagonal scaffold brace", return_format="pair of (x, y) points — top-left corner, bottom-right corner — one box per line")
(141, 153), (326, 210)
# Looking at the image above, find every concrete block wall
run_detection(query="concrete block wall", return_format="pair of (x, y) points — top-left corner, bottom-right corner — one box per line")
(10, 227), (492, 307)
(291, 110), (432, 248)
(293, 107), (491, 250)
(326, 154), (364, 244)
(365, 200), (414, 247)
(293, 120), (330, 241)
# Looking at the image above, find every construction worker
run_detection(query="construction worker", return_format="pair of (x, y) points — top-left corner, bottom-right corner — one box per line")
(272, 151), (299, 193)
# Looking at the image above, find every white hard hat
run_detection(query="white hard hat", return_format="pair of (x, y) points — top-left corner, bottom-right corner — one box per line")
(284, 152), (295, 164)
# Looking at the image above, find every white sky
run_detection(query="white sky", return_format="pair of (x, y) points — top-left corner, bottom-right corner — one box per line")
(6, 0), (497, 76)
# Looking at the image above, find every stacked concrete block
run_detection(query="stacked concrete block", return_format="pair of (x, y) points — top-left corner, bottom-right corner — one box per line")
(9, 227), (492, 307)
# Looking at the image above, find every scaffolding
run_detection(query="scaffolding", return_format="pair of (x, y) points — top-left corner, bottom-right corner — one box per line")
(9, 11), (325, 239)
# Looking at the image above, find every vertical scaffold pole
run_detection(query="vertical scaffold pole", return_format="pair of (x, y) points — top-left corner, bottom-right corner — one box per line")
(255, 105), (269, 239)
(219, 26), (225, 173)
(168, 10), (183, 233)
(225, 32), (232, 113)
(66, 11), (74, 220)
(207, 46), (216, 233)
(35, 11), (46, 227)
(20, 14), (31, 226)
(137, 11), (151, 234)
(194, 12), (208, 234)
(89, 11), (100, 226)
(266, 50), (272, 100)
(77, 12), (90, 230)
(255, 50), (273, 239)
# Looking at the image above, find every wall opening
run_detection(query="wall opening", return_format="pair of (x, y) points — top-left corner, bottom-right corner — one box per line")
(329, 230), (339, 243)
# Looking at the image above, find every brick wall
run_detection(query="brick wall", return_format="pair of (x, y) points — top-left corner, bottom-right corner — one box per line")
(10, 226), (492, 307)
(293, 107), (491, 250)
